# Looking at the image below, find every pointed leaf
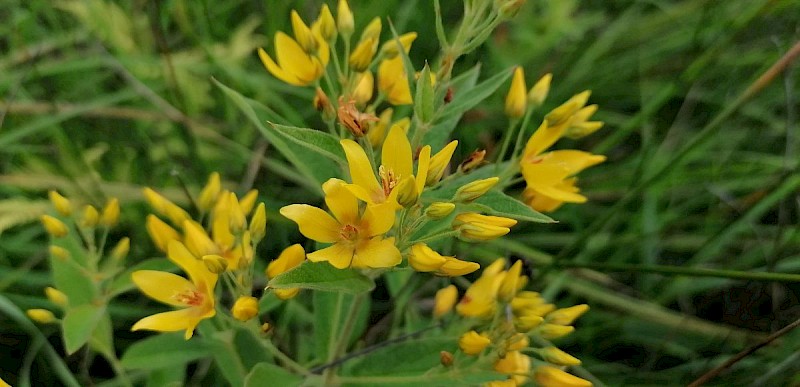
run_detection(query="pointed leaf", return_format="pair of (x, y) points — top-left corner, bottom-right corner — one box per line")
(269, 123), (346, 164)
(121, 332), (214, 370)
(62, 304), (106, 354)
(269, 261), (375, 293)
(244, 363), (303, 387)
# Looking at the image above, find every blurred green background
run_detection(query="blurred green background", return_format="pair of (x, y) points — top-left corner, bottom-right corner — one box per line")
(2, 0), (799, 385)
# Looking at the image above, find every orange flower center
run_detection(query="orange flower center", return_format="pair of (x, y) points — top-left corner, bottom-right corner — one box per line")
(379, 165), (400, 197)
(174, 290), (204, 306)
(339, 224), (359, 241)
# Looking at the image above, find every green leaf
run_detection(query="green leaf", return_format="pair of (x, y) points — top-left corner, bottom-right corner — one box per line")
(269, 123), (346, 165)
(473, 190), (554, 223)
(424, 67), (514, 149)
(108, 258), (177, 297)
(414, 63), (435, 124)
(313, 292), (371, 360)
(343, 337), (456, 376)
(244, 363), (303, 387)
(214, 78), (339, 193)
(88, 313), (114, 358)
(269, 261), (375, 294)
(49, 219), (96, 305)
(62, 303), (106, 354)
(121, 332), (214, 370)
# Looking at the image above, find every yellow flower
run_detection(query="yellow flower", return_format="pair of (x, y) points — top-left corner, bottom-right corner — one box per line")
(538, 347), (582, 366)
(80, 205), (99, 228)
(249, 203), (267, 243)
(546, 304), (589, 325)
(493, 351), (531, 385)
(424, 202), (456, 219)
(197, 172), (221, 213)
(498, 260), (524, 301)
(290, 10), (318, 53)
(453, 213), (517, 242)
(132, 240), (217, 339)
(433, 285), (458, 318)
(367, 108), (393, 147)
(100, 198), (120, 227)
(267, 244), (306, 300)
(505, 66), (527, 118)
(458, 330), (491, 355)
(528, 73), (552, 107)
(143, 187), (190, 226)
(336, 0), (354, 36)
(534, 365), (592, 387)
(408, 243), (479, 276)
(341, 124), (430, 207)
(353, 71), (374, 106)
(27, 309), (56, 324)
(426, 140), (459, 186)
(45, 287), (68, 308)
(454, 177), (500, 202)
(536, 324), (575, 340)
(456, 267), (505, 317)
(41, 215), (68, 237)
(258, 12), (330, 87)
(379, 32), (418, 58)
(48, 190), (71, 216)
(520, 150), (605, 212)
(146, 215), (180, 252)
(280, 178), (401, 269)
(505, 332), (529, 351)
(231, 296), (259, 321)
(377, 34), (417, 105)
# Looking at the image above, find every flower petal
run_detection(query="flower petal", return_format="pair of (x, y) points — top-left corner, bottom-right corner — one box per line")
(131, 307), (214, 339)
(275, 32), (318, 84)
(522, 120), (565, 159)
(353, 237), (401, 268)
(381, 124), (413, 178)
(362, 201), (396, 236)
(280, 204), (341, 243)
(267, 244), (306, 278)
(307, 243), (354, 269)
(341, 139), (382, 202)
(167, 241), (218, 290)
(132, 270), (194, 307)
(258, 47), (303, 86)
(542, 150), (606, 175)
(323, 178), (359, 224)
(415, 145), (431, 194)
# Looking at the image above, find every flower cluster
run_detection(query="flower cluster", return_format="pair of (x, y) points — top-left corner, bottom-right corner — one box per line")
(435, 258), (592, 386)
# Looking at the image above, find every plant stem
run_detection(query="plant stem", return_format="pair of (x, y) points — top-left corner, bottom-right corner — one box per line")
(261, 339), (310, 376)
(324, 293), (366, 384)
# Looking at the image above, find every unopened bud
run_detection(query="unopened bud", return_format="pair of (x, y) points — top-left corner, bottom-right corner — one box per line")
(261, 322), (272, 333)
(527, 73), (552, 107)
(315, 5), (336, 41)
(515, 315), (544, 331)
(453, 177), (499, 203)
(379, 32), (417, 58)
(546, 304), (589, 325)
(497, 0), (526, 18)
(353, 71), (374, 106)
(146, 215), (179, 252)
(349, 37), (377, 72)
(437, 257), (480, 277)
(197, 173), (221, 213)
(291, 10), (318, 53)
(440, 351), (454, 367)
(394, 176), (418, 207)
(426, 140), (458, 186)
(45, 287), (68, 308)
(545, 90), (591, 126)
(433, 285), (458, 318)
(458, 149), (486, 173)
(232, 296), (259, 321)
(80, 205), (99, 228)
(337, 0), (354, 37)
(505, 66), (527, 118)
(249, 203), (267, 243)
(498, 260), (523, 302)
(227, 193), (246, 234)
(110, 237), (130, 261)
(506, 333), (529, 351)
(459, 330), (491, 355)
(425, 202), (456, 219)
(534, 365), (592, 387)
(100, 198), (120, 227)
(203, 254), (228, 274)
(48, 191), (71, 216)
(41, 215), (68, 237)
(408, 243), (446, 272)
(27, 309), (56, 324)
(538, 347), (581, 366)
(536, 324), (575, 339)
(49, 245), (70, 261)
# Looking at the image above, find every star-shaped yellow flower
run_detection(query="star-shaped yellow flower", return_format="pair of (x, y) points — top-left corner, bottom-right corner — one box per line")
(280, 178), (401, 269)
(132, 240), (217, 339)
(341, 124), (430, 207)
(258, 10), (330, 86)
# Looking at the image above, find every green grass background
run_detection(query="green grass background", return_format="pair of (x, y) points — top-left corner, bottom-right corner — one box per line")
(1, 0), (799, 385)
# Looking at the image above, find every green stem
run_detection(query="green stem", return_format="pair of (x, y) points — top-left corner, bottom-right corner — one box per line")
(325, 293), (366, 384)
(403, 230), (459, 249)
(261, 339), (310, 376)
(494, 119), (519, 165)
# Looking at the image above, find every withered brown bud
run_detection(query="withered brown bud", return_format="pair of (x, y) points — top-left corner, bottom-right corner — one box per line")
(337, 97), (379, 137)
(459, 149), (487, 173)
(440, 350), (454, 367)
(444, 87), (454, 104)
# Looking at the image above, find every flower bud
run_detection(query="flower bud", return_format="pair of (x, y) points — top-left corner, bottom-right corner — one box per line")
(349, 38), (378, 72)
(534, 365), (592, 387)
(27, 309), (56, 324)
(361, 17), (382, 40)
(99, 198), (120, 227)
(453, 213), (516, 242)
(426, 140), (458, 186)
(536, 324), (575, 339)
(458, 149), (486, 173)
(515, 315), (544, 331)
(459, 330), (491, 355)
(48, 190), (71, 216)
(379, 32), (417, 58)
(267, 244), (305, 278)
(494, 351), (531, 385)
(45, 287), (68, 308)
(146, 215), (179, 252)
(439, 351), (454, 367)
(183, 219), (218, 257)
(110, 237), (130, 261)
(202, 254), (228, 274)
(433, 285), (457, 318)
(538, 347), (581, 366)
(545, 90), (591, 126)
(425, 202), (456, 219)
(249, 203), (267, 243)
(527, 73), (552, 107)
(394, 176), (418, 207)
(197, 172), (221, 213)
(437, 257), (480, 277)
(239, 190), (258, 215)
(227, 193), (247, 234)
(232, 296), (259, 321)
(498, 260), (523, 301)
(291, 10), (318, 53)
(367, 108), (393, 147)
(353, 71), (374, 106)
(408, 243), (446, 272)
(41, 215), (68, 237)
(453, 177), (499, 202)
(336, 0), (354, 37)
(315, 5), (337, 41)
(505, 66), (527, 119)
(497, 0), (526, 18)
(80, 205), (99, 228)
(261, 322), (272, 333)
(505, 333), (529, 351)
(546, 304), (589, 325)
(338, 97), (379, 137)
(49, 245), (70, 261)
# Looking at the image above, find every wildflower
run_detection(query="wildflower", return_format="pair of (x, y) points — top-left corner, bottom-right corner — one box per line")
(498, 260), (524, 301)
(545, 91), (591, 126)
(453, 213), (517, 242)
(505, 66), (527, 118)
(538, 347), (582, 366)
(353, 71), (374, 106)
(197, 172), (221, 213)
(45, 287), (68, 308)
(267, 244), (306, 299)
(453, 177), (499, 202)
(426, 141), (459, 186)
(110, 237), (130, 261)
(379, 32), (418, 58)
(313, 5), (336, 42)
(143, 187), (190, 226)
(456, 267), (505, 317)
(80, 205), (99, 228)
(408, 243), (479, 276)
(146, 215), (180, 252)
(425, 202), (456, 219)
(27, 309), (56, 324)
(258, 12), (329, 87)
(494, 351), (531, 385)
(338, 97), (379, 137)
(433, 285), (458, 318)
(546, 304), (589, 325)
(536, 324), (575, 339)
(527, 73), (552, 107)
(349, 18), (381, 72)
(459, 330), (491, 355)
(280, 178), (401, 269)
(48, 190), (71, 216)
(232, 296), (259, 321)
(534, 365), (592, 387)
(341, 124), (430, 207)
(41, 215), (68, 237)
(132, 240), (217, 339)
(100, 198), (120, 227)
(377, 33), (418, 105)
(249, 203), (267, 243)
(336, 0), (354, 37)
